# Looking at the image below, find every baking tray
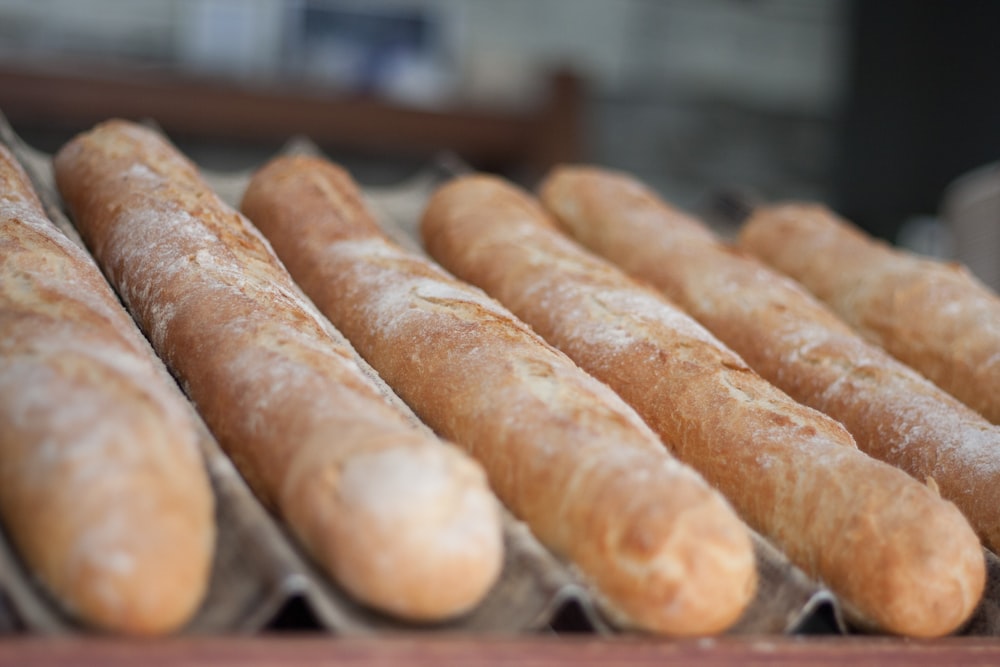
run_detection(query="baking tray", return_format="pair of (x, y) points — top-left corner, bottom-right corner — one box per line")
(4, 112), (998, 643)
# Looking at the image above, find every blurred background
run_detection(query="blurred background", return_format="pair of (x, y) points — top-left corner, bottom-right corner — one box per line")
(0, 0), (998, 282)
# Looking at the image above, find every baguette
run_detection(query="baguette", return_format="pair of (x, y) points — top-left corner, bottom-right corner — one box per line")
(539, 167), (1000, 556)
(738, 203), (1000, 426)
(0, 144), (214, 635)
(427, 173), (984, 637)
(240, 155), (757, 636)
(54, 120), (502, 622)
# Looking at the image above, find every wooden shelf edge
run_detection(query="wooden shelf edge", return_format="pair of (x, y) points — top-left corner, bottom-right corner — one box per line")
(3, 634), (1000, 667)
(0, 59), (583, 169)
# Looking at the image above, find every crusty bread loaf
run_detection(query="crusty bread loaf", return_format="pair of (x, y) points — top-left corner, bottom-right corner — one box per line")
(239, 154), (757, 637)
(427, 173), (985, 637)
(53, 120), (503, 622)
(539, 166), (1000, 556)
(0, 144), (214, 635)
(740, 203), (1000, 426)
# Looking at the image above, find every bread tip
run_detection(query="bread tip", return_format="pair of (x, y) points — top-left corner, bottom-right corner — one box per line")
(64, 520), (214, 637)
(284, 437), (504, 623)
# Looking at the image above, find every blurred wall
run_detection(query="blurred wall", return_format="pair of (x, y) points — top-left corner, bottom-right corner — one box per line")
(0, 0), (846, 209)
(3, 0), (996, 271)
(833, 0), (1000, 241)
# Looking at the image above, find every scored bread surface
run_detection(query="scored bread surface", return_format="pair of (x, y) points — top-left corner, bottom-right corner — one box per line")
(539, 166), (1000, 557)
(240, 154), (758, 637)
(0, 144), (215, 635)
(53, 121), (503, 622)
(739, 202), (1000, 426)
(527, 168), (984, 637)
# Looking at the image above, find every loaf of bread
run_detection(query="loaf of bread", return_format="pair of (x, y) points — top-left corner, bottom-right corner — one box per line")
(54, 120), (503, 622)
(0, 144), (214, 635)
(740, 203), (1000, 426)
(427, 173), (984, 637)
(539, 166), (1000, 556)
(240, 155), (757, 636)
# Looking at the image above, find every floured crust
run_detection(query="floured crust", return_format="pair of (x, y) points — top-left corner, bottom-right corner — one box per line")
(730, 204), (1000, 549)
(53, 121), (503, 623)
(240, 155), (757, 637)
(740, 203), (1000, 426)
(537, 166), (986, 637)
(0, 144), (215, 635)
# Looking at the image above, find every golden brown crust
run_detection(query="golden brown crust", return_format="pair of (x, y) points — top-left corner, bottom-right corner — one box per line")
(53, 121), (502, 623)
(536, 166), (986, 637)
(0, 144), (215, 635)
(240, 155), (757, 637)
(740, 203), (1000, 425)
(716, 204), (1000, 550)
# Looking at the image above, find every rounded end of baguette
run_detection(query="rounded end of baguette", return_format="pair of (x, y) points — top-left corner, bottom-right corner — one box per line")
(583, 466), (757, 636)
(285, 434), (504, 622)
(65, 503), (216, 636)
(5, 404), (217, 636)
(618, 493), (757, 636)
(538, 165), (655, 240)
(835, 483), (985, 638)
(28, 462), (216, 637)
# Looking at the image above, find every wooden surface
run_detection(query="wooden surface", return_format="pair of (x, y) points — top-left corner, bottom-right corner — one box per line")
(3, 636), (1000, 666)
(0, 60), (581, 170)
